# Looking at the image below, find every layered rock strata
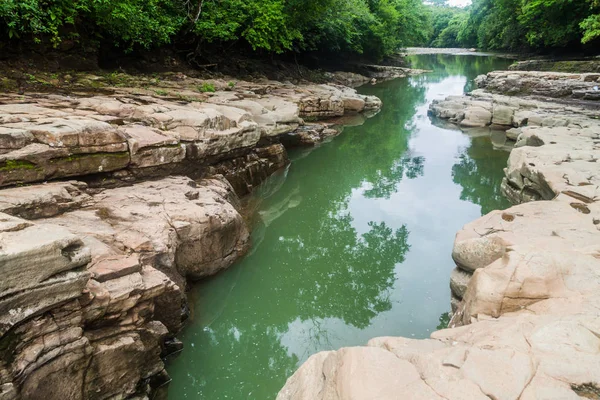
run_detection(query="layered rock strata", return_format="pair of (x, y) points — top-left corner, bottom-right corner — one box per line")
(0, 176), (245, 399)
(474, 70), (600, 100)
(0, 81), (380, 193)
(278, 71), (600, 399)
(509, 59), (600, 74)
(0, 79), (381, 399)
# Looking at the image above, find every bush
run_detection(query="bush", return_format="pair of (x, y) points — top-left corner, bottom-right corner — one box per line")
(197, 82), (215, 92)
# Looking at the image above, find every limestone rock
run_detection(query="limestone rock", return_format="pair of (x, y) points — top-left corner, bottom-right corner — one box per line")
(509, 59), (600, 73)
(0, 181), (91, 219)
(451, 236), (507, 273)
(449, 267), (471, 300)
(0, 79), (381, 189)
(39, 176), (250, 282)
(475, 70), (600, 98)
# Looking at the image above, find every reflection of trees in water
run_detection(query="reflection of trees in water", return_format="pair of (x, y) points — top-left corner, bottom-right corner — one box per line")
(273, 216), (409, 329)
(168, 71), (429, 400)
(364, 156), (425, 199)
(406, 54), (514, 91)
(173, 213), (411, 399)
(451, 136), (511, 215)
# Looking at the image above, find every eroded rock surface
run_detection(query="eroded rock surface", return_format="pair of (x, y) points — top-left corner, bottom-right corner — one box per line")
(509, 59), (600, 74)
(0, 80), (380, 191)
(0, 75), (383, 400)
(278, 70), (600, 400)
(0, 175), (249, 399)
(475, 70), (600, 100)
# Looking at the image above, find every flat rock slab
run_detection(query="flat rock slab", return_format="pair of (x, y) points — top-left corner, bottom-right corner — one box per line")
(475, 70), (600, 99)
(0, 81), (381, 188)
(0, 181), (91, 219)
(88, 255), (141, 283)
(36, 175), (250, 283)
(0, 214), (90, 297)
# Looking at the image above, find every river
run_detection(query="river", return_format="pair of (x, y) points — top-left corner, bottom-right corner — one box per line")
(166, 53), (514, 400)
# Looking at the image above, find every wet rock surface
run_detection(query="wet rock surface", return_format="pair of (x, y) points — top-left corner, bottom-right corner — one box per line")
(278, 70), (600, 400)
(0, 77), (382, 399)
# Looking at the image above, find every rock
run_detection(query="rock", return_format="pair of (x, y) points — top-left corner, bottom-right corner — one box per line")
(88, 255), (142, 283)
(0, 181), (91, 219)
(326, 71), (372, 87)
(451, 198), (600, 326)
(0, 75), (384, 400)
(505, 127), (521, 140)
(0, 174), (253, 399)
(277, 347), (444, 400)
(449, 267), (471, 300)
(476, 70), (600, 99)
(208, 144), (288, 196)
(0, 79), (381, 190)
(121, 125), (185, 168)
(451, 236), (507, 273)
(350, 64), (430, 82)
(461, 106), (492, 127)
(279, 307), (600, 400)
(504, 125), (600, 203)
(509, 59), (600, 74)
(279, 125), (340, 147)
(0, 215), (91, 333)
(491, 104), (515, 126)
(39, 176), (250, 283)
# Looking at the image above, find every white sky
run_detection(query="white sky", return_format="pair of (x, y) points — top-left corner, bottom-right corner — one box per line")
(445, 0), (472, 7)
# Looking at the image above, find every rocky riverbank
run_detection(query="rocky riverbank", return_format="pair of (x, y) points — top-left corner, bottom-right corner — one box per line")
(0, 75), (383, 399)
(277, 71), (600, 399)
(509, 59), (600, 73)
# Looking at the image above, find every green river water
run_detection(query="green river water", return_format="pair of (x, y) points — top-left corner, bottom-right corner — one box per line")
(166, 54), (514, 400)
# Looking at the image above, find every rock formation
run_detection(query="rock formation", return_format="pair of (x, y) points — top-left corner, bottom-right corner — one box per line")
(278, 70), (600, 400)
(509, 59), (600, 74)
(0, 77), (381, 399)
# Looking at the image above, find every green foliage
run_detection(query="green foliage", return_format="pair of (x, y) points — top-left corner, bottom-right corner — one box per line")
(91, 0), (184, 49)
(192, 0), (301, 53)
(519, 0), (590, 47)
(197, 82), (215, 92)
(426, 7), (469, 47)
(0, 0), (87, 45)
(0, 0), (431, 60)
(436, 312), (450, 330)
(3, 0), (595, 58)
(452, 0), (600, 50)
(581, 14), (600, 43)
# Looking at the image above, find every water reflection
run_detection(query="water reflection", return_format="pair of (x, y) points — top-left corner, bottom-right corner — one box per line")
(452, 135), (512, 215)
(166, 54), (514, 400)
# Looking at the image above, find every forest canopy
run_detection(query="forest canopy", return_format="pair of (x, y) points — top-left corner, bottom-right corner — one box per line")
(0, 0), (598, 59)
(426, 0), (600, 51)
(0, 0), (430, 59)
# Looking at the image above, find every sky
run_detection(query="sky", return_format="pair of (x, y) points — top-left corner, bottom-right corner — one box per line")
(448, 0), (471, 7)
